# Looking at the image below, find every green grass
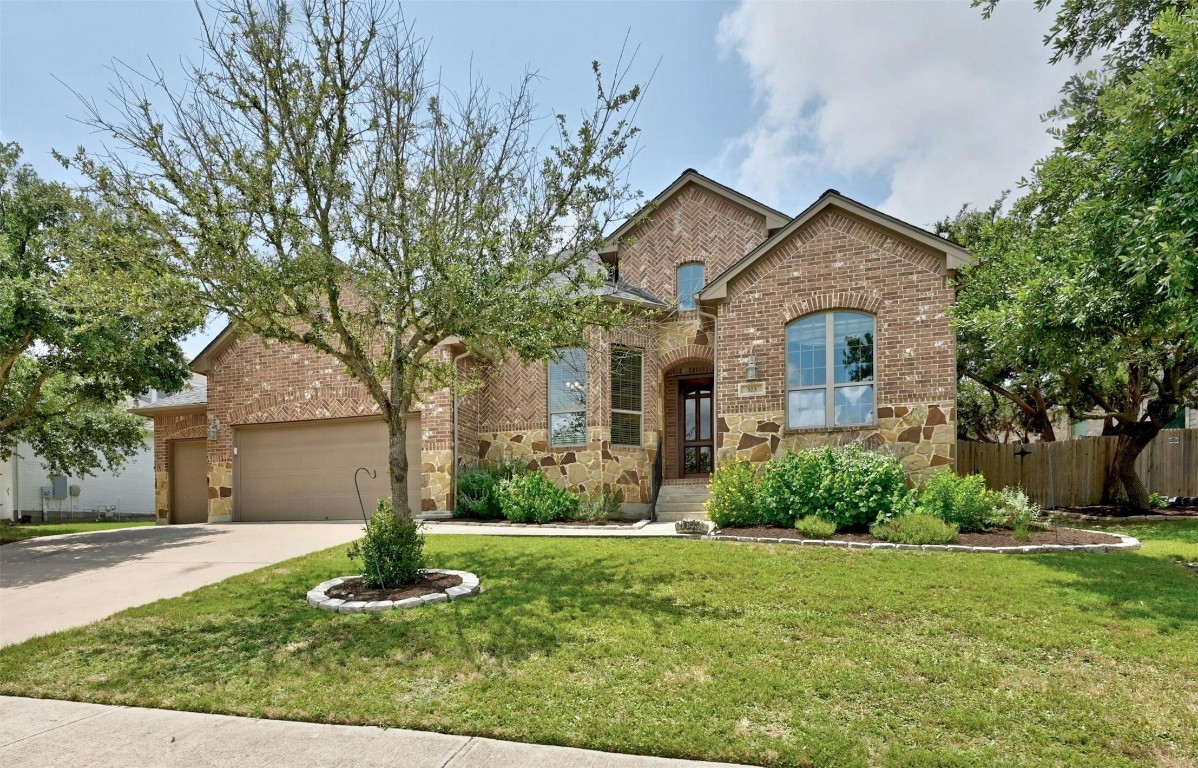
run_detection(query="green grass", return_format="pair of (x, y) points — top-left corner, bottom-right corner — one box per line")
(2, 522), (1195, 767)
(0, 520), (153, 544)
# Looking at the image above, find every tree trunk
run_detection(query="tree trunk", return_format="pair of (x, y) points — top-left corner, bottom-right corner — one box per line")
(387, 408), (413, 523)
(1109, 429), (1158, 513)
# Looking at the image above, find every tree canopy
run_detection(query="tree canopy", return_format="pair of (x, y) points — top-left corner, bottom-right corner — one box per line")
(72, 0), (646, 518)
(0, 143), (201, 478)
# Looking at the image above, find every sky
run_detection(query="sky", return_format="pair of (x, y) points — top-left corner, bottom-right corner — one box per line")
(1, 0), (1072, 359)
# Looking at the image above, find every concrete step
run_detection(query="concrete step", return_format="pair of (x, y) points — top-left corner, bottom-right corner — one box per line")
(655, 508), (708, 522)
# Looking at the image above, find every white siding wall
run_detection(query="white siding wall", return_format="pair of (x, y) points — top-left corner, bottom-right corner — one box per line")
(13, 439), (155, 518)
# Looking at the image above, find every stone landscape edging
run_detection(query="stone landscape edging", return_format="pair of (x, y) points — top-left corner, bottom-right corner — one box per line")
(1048, 511), (1194, 523)
(307, 568), (480, 614)
(704, 528), (1141, 554)
(423, 519), (652, 530)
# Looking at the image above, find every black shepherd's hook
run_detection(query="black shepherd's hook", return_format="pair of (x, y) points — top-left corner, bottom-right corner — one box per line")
(354, 467), (377, 526)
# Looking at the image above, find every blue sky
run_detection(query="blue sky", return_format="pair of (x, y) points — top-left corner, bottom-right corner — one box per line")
(1, 0), (1067, 358)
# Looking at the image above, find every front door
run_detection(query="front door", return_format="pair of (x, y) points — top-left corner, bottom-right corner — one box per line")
(679, 377), (714, 477)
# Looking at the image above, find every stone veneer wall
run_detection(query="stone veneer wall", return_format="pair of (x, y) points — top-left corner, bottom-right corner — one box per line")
(150, 411), (207, 524)
(713, 208), (958, 484)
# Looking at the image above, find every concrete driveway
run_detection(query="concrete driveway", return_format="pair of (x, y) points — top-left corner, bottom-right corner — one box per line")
(0, 522), (363, 647)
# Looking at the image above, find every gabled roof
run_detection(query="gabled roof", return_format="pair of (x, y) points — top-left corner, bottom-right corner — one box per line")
(129, 381), (208, 415)
(189, 323), (238, 375)
(699, 189), (973, 301)
(599, 169), (790, 254)
(598, 279), (668, 308)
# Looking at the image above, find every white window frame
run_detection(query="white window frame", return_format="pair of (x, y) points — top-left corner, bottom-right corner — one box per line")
(548, 348), (588, 447)
(786, 312), (877, 429)
(676, 262), (705, 311)
(609, 346), (643, 447)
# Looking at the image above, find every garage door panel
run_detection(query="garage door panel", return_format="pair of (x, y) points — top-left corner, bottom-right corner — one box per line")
(235, 416), (421, 522)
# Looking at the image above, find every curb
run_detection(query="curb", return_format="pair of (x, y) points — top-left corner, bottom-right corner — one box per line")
(307, 569), (481, 614)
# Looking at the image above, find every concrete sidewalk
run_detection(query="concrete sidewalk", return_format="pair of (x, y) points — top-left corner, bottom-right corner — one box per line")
(0, 696), (748, 768)
(422, 520), (686, 537)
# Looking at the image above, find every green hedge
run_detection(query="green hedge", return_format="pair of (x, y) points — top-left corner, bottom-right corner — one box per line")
(496, 471), (579, 524)
(756, 445), (913, 529)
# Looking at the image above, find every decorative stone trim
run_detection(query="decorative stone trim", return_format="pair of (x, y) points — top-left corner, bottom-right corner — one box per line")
(705, 529), (1141, 554)
(1049, 511), (1194, 523)
(307, 569), (480, 614)
(423, 519), (652, 530)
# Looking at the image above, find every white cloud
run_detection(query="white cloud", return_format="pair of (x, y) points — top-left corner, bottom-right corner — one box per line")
(717, 0), (1074, 226)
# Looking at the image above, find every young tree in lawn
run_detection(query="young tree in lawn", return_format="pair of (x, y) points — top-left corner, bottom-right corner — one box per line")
(69, 0), (645, 521)
(1, 143), (200, 480)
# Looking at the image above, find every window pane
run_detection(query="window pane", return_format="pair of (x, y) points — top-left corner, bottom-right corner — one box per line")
(611, 412), (641, 446)
(699, 395), (711, 440)
(610, 348), (642, 413)
(550, 413), (586, 446)
(683, 446), (713, 475)
(685, 398), (696, 440)
(548, 348), (587, 413)
(788, 389), (826, 428)
(787, 315), (826, 388)
(833, 312), (874, 384)
(834, 384), (875, 426)
(677, 263), (705, 311)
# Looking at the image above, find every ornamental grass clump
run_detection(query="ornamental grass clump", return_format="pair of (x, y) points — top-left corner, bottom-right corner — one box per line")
(870, 513), (959, 545)
(794, 515), (837, 539)
(756, 445), (913, 529)
(347, 498), (426, 588)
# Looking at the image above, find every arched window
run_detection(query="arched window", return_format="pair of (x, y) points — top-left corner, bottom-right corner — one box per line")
(676, 263), (704, 311)
(786, 311), (875, 428)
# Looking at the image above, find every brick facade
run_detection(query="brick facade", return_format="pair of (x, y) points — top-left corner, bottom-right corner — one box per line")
(146, 171), (963, 522)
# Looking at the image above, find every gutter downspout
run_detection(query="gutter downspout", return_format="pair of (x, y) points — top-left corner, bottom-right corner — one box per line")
(450, 349), (471, 514)
(696, 304), (719, 476)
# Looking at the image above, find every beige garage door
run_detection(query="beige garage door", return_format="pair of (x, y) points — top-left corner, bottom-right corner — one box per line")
(171, 439), (209, 524)
(234, 415), (421, 522)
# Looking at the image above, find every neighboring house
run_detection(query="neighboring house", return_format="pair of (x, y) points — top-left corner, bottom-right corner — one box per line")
(1054, 405), (1196, 440)
(0, 379), (203, 522)
(132, 169), (969, 524)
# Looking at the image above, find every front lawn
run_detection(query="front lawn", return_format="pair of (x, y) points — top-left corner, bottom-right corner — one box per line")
(1, 523), (1195, 767)
(0, 520), (153, 544)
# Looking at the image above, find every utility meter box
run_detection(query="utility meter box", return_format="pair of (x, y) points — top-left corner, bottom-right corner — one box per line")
(69, 484), (81, 497)
(41, 486), (52, 499)
(51, 476), (68, 500)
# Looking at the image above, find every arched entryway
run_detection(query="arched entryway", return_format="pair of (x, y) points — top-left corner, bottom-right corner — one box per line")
(661, 358), (715, 481)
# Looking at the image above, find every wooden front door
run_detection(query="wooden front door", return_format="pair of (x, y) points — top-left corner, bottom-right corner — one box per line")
(679, 376), (714, 477)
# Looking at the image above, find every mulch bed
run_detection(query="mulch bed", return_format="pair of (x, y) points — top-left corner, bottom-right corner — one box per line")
(1052, 505), (1198, 519)
(326, 572), (462, 602)
(713, 525), (1123, 547)
(445, 517), (635, 527)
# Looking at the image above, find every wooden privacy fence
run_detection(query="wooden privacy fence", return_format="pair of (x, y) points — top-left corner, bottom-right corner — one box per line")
(956, 429), (1198, 508)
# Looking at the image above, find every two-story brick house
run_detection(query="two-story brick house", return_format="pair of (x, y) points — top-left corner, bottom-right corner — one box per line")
(135, 169), (969, 523)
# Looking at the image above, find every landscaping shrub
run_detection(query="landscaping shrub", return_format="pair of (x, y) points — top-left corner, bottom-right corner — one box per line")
(454, 460), (531, 519)
(870, 513), (959, 545)
(991, 487), (1042, 540)
(347, 498), (426, 588)
(917, 471), (996, 532)
(794, 515), (837, 539)
(756, 445), (913, 529)
(705, 459), (760, 528)
(577, 486), (623, 522)
(496, 471), (579, 523)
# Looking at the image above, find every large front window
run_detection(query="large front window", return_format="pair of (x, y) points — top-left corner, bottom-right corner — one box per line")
(677, 263), (704, 311)
(548, 348), (588, 446)
(786, 311), (876, 428)
(610, 347), (643, 447)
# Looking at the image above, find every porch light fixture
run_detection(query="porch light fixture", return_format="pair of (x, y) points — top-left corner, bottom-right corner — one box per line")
(746, 355), (758, 381)
(207, 419), (221, 441)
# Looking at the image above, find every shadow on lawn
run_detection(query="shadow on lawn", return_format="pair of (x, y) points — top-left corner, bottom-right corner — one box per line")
(115, 540), (725, 675)
(1030, 531), (1198, 630)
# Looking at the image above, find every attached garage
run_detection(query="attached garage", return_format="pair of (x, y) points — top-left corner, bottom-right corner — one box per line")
(233, 415), (421, 522)
(171, 439), (209, 524)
